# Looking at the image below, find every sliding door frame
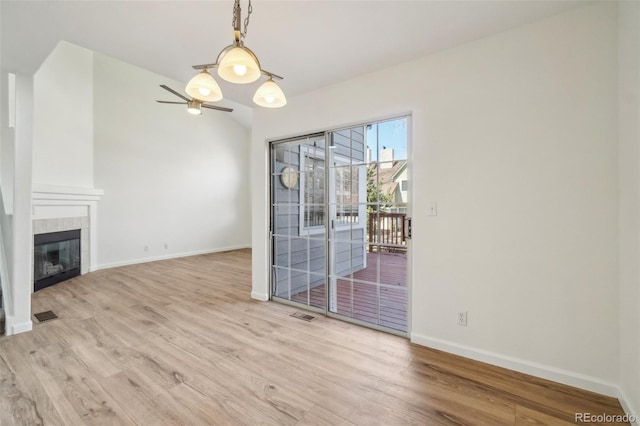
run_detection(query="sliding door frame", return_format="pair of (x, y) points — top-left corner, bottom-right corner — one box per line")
(268, 114), (413, 337)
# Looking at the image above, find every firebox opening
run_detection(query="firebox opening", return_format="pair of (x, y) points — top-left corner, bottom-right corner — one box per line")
(34, 229), (81, 291)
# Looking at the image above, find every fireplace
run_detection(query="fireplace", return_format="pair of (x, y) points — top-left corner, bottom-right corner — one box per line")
(34, 229), (81, 291)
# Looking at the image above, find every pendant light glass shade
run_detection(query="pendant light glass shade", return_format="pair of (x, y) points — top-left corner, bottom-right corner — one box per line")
(185, 70), (223, 102)
(187, 100), (203, 115)
(253, 78), (287, 108)
(218, 47), (261, 84)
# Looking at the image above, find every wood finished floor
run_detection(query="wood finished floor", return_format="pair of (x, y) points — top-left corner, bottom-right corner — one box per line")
(0, 249), (628, 425)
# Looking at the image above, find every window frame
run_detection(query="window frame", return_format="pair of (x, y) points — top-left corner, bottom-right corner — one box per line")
(298, 146), (366, 236)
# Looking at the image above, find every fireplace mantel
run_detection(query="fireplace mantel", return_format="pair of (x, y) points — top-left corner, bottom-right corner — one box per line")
(32, 184), (104, 201)
(32, 184), (104, 274)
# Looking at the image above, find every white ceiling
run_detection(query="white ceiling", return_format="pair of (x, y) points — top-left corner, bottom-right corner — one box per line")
(1, 0), (587, 108)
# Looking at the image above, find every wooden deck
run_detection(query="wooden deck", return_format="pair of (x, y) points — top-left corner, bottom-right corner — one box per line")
(291, 252), (407, 332)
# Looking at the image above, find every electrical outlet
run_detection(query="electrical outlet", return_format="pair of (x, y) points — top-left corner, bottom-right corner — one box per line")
(457, 311), (467, 326)
(164, 243), (169, 249)
(144, 245), (149, 252)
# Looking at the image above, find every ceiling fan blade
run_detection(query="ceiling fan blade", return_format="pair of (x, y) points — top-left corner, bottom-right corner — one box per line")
(159, 85), (190, 102)
(202, 104), (233, 112)
(156, 100), (187, 105)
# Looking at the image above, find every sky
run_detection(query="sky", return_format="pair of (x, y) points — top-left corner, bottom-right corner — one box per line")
(365, 117), (407, 162)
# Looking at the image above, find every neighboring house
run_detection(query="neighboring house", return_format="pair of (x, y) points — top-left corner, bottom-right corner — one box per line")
(367, 148), (408, 214)
(392, 162), (408, 205)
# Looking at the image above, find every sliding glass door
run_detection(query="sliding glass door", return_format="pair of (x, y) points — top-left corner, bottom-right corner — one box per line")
(270, 117), (410, 333)
(271, 134), (327, 310)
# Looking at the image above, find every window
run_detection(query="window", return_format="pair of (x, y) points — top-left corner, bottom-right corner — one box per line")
(303, 154), (325, 229)
(401, 180), (407, 191)
(335, 165), (361, 225)
(299, 145), (365, 235)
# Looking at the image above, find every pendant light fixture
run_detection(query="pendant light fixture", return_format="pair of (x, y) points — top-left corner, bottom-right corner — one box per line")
(185, 70), (222, 103)
(253, 77), (287, 108)
(186, 0), (286, 108)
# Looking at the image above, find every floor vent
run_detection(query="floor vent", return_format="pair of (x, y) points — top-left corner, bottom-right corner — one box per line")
(34, 311), (58, 323)
(291, 312), (316, 322)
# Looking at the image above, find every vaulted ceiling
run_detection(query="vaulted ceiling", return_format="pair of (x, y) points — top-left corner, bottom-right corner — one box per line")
(1, 1), (586, 107)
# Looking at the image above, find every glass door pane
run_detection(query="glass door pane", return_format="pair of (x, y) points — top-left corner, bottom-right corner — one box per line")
(328, 118), (409, 333)
(270, 135), (327, 309)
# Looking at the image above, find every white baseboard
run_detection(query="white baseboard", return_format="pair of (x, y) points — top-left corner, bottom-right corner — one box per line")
(617, 388), (639, 426)
(251, 291), (269, 301)
(97, 245), (251, 270)
(411, 333), (619, 398)
(6, 317), (33, 335)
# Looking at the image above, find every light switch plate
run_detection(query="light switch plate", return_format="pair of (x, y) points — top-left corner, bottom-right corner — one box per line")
(428, 202), (438, 216)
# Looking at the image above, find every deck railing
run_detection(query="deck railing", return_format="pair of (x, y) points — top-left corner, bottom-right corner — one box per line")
(368, 212), (407, 252)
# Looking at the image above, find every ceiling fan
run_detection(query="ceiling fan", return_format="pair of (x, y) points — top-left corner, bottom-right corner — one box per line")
(156, 85), (233, 115)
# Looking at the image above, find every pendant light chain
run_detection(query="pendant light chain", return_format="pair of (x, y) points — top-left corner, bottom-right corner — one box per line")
(232, 0), (252, 41)
(243, 1), (252, 40)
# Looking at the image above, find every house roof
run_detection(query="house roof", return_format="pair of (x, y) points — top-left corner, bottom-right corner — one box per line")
(370, 160), (407, 196)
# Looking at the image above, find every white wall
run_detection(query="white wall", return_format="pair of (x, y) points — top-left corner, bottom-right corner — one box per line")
(618, 1), (640, 419)
(0, 69), (34, 335)
(252, 3), (620, 395)
(8, 73), (34, 335)
(0, 69), (16, 329)
(0, 71), (15, 263)
(1, 72), (16, 213)
(93, 53), (251, 268)
(33, 41), (94, 188)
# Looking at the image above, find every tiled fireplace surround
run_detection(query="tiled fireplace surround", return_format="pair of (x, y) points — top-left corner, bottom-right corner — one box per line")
(32, 185), (103, 283)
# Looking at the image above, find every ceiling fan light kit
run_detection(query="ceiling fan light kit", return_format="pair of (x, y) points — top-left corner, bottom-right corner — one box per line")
(187, 0), (286, 108)
(187, 100), (203, 115)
